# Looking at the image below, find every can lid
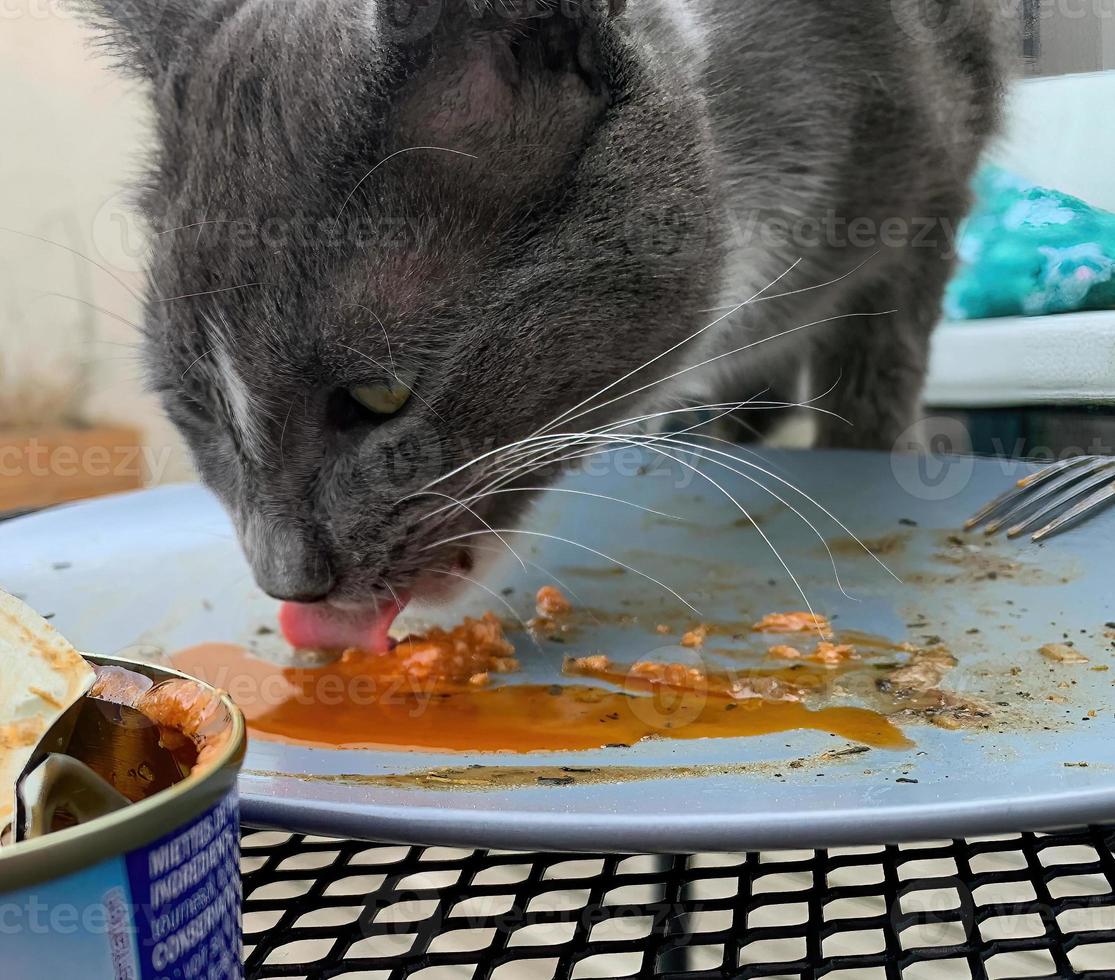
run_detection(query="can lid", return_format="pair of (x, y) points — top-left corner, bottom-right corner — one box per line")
(0, 591), (96, 841)
(0, 655), (245, 892)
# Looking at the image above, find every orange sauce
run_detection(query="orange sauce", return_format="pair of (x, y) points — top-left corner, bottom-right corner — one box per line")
(172, 641), (912, 754)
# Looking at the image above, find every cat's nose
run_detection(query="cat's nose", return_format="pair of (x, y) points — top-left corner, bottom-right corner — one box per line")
(263, 579), (334, 604)
(244, 520), (336, 603)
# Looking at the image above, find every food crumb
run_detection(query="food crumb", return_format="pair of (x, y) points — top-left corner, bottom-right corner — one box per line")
(468, 672), (490, 687)
(810, 642), (857, 667)
(768, 644), (804, 660)
(570, 654), (611, 672)
(1041, 643), (1089, 664)
(680, 625), (709, 648)
(656, 624), (671, 635)
(536, 586), (572, 617)
(752, 611), (832, 636)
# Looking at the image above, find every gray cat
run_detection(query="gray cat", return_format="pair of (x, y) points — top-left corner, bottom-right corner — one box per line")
(84, 0), (1011, 648)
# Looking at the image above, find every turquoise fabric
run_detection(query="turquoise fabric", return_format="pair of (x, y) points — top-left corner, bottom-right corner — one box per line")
(945, 166), (1115, 320)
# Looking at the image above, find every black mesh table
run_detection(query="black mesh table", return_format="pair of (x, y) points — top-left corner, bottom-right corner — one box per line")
(241, 825), (1115, 979)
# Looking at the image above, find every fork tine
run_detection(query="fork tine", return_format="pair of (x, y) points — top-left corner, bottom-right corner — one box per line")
(964, 457), (1093, 529)
(1006, 463), (1115, 537)
(984, 458), (1115, 534)
(1032, 481), (1115, 542)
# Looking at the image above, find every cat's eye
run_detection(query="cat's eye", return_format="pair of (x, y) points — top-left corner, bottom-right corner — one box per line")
(349, 379), (413, 418)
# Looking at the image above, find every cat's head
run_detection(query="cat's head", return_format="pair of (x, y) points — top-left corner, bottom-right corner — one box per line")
(88, 0), (722, 634)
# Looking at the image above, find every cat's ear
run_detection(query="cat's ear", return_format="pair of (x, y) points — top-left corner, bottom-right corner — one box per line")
(392, 0), (625, 150)
(81, 0), (211, 79)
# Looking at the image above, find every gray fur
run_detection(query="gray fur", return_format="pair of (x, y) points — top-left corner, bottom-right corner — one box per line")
(84, 0), (1011, 605)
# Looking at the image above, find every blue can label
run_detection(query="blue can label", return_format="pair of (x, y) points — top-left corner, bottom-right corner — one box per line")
(1, 791), (241, 979)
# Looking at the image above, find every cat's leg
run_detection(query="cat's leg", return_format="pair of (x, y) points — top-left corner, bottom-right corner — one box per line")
(811, 250), (957, 452)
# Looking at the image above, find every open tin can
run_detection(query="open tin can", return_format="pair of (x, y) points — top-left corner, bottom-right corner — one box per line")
(0, 655), (246, 979)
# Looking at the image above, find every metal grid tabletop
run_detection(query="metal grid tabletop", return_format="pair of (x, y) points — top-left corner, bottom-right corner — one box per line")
(241, 825), (1115, 980)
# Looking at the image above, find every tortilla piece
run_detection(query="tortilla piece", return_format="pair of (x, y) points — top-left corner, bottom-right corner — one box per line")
(0, 591), (95, 835)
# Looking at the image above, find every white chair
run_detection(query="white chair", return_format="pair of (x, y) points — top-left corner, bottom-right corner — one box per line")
(924, 70), (1115, 409)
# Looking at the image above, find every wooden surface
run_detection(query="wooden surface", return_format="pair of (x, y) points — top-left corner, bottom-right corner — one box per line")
(0, 426), (144, 512)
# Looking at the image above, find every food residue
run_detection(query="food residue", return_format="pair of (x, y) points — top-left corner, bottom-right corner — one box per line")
(172, 603), (924, 753)
(767, 642), (858, 667)
(173, 637), (911, 753)
(752, 611), (833, 636)
(565, 654), (812, 703)
(810, 642), (858, 666)
(170, 594), (1014, 757)
(535, 586), (572, 618)
(1040, 643), (1089, 665)
(877, 646), (991, 730)
(768, 644), (804, 660)
(387, 613), (519, 686)
(680, 625), (710, 648)
(90, 665), (233, 770)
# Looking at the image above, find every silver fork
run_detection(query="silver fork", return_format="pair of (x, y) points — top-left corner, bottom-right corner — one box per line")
(966, 456), (1115, 542)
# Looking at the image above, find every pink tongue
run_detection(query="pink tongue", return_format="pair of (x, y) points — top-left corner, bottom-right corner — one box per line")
(279, 597), (407, 654)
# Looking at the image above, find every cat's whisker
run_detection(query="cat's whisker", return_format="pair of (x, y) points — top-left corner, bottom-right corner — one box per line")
(378, 580), (399, 611)
(38, 292), (145, 333)
(452, 421), (882, 606)
(526, 431), (830, 629)
(414, 486), (688, 526)
(278, 397), (297, 466)
(407, 263), (812, 503)
(405, 302), (880, 504)
(623, 436), (830, 635)
(463, 541), (599, 624)
(424, 568), (539, 647)
(535, 258), (805, 439)
(333, 146), (479, 229)
(413, 491), (528, 571)
(401, 316), (838, 517)
(551, 309), (897, 437)
(626, 433), (860, 602)
(181, 346), (218, 379)
(637, 431), (901, 587)
(154, 282), (273, 303)
(502, 429), (828, 634)
(156, 218), (247, 236)
(421, 528), (702, 617)
(697, 253), (878, 314)
(345, 304), (396, 378)
(0, 225), (147, 304)
(655, 430), (900, 584)
(416, 395), (775, 507)
(562, 424), (875, 601)
(447, 397), (779, 505)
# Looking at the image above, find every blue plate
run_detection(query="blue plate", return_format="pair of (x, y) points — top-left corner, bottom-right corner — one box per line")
(2, 448), (1113, 852)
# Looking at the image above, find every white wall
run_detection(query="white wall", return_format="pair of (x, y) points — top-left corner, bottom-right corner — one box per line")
(1036, 0), (1115, 75)
(0, 6), (193, 483)
(1104, 4), (1115, 67)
